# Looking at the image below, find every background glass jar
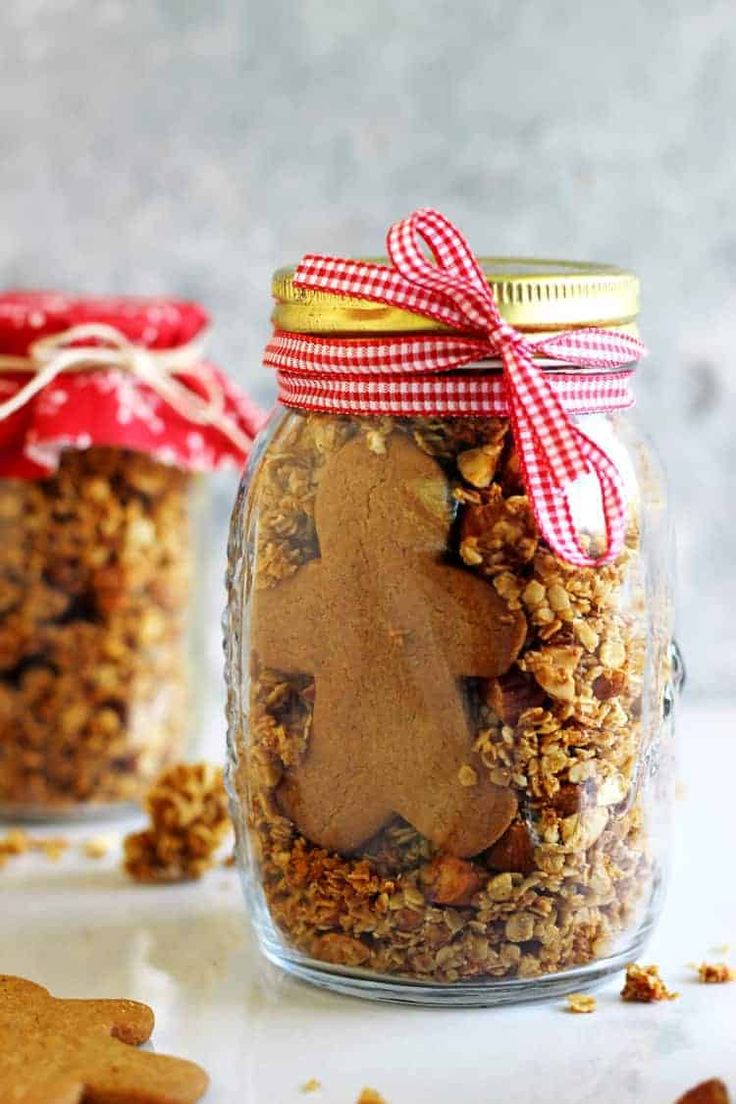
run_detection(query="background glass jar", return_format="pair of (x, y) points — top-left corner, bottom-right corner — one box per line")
(226, 260), (677, 1005)
(0, 289), (259, 820)
(0, 447), (199, 818)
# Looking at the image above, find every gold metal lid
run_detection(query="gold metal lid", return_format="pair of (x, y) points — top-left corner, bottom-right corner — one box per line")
(272, 258), (639, 334)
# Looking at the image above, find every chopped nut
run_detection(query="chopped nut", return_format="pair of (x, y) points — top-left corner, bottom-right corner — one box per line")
(457, 444), (503, 488)
(695, 962), (735, 984)
(423, 855), (483, 906)
(486, 822), (535, 874)
(566, 992), (597, 1013)
(621, 963), (678, 1003)
(675, 1081), (730, 1104)
(485, 669), (546, 726)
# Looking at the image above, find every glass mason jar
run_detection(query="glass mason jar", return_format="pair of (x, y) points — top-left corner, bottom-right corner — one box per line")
(0, 291), (257, 819)
(226, 256), (677, 1005)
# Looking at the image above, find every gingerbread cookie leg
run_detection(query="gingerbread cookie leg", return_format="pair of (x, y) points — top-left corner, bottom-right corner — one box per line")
(278, 683), (393, 853)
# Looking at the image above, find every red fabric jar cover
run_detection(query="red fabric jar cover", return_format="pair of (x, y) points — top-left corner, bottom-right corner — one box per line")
(0, 291), (264, 479)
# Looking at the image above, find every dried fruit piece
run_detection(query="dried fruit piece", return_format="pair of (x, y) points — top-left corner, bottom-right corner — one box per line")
(422, 855), (484, 905)
(486, 822), (535, 874)
(621, 963), (678, 1003)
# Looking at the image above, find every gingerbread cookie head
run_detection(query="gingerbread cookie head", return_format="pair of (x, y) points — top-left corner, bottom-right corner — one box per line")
(313, 432), (453, 558)
(253, 430), (527, 857)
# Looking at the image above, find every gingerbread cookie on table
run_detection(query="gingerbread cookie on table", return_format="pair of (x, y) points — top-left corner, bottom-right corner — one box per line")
(252, 431), (526, 857)
(0, 975), (208, 1104)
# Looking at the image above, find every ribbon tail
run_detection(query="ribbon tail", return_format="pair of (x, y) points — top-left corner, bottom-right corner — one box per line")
(504, 373), (628, 567)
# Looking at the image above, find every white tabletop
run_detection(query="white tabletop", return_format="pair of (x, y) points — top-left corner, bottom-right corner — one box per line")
(1, 700), (733, 1104)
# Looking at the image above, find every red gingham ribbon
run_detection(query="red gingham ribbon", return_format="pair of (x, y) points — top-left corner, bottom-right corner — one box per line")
(266, 208), (646, 567)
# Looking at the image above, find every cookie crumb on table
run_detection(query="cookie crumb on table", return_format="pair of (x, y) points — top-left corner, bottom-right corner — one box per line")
(675, 1080), (730, 1104)
(123, 763), (231, 884)
(357, 1090), (388, 1104)
(620, 963), (678, 1003)
(695, 962), (735, 984)
(301, 1078), (321, 1093)
(566, 992), (596, 1013)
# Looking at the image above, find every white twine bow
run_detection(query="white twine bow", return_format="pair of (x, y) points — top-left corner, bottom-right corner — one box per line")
(0, 322), (253, 456)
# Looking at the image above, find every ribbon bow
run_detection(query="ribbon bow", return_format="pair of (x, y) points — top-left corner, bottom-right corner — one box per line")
(283, 207), (645, 567)
(0, 322), (254, 457)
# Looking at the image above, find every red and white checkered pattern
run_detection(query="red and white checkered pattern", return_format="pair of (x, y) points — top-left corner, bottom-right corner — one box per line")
(268, 207), (646, 567)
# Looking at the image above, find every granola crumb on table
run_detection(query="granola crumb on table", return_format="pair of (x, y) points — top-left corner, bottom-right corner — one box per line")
(695, 962), (735, 984)
(620, 963), (678, 1003)
(123, 763), (230, 883)
(566, 992), (597, 1014)
(236, 412), (667, 985)
(356, 1090), (388, 1104)
(0, 828), (69, 869)
(0, 447), (193, 813)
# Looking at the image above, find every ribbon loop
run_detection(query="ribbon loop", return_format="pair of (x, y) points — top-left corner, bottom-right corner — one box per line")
(286, 207), (646, 567)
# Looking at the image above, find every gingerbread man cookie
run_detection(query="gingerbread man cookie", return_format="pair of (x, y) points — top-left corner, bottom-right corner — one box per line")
(0, 975), (208, 1104)
(253, 431), (526, 856)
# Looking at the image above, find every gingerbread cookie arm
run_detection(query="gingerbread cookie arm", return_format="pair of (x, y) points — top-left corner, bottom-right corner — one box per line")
(426, 564), (526, 677)
(252, 562), (324, 673)
(85, 1043), (209, 1104)
(62, 996), (153, 1045)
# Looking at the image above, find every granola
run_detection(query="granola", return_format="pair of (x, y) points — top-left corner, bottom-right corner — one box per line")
(123, 762), (231, 883)
(695, 962), (735, 984)
(566, 992), (597, 1013)
(0, 447), (193, 814)
(230, 411), (671, 985)
(621, 963), (678, 1003)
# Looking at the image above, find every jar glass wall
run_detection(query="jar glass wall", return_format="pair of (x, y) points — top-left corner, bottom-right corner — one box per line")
(226, 405), (676, 1005)
(0, 446), (198, 819)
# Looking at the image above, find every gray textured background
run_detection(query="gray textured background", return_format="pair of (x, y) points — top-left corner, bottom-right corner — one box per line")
(1, 0), (734, 697)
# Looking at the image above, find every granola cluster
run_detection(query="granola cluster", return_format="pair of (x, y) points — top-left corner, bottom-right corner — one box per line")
(232, 411), (670, 985)
(123, 762), (231, 883)
(0, 447), (193, 813)
(620, 962), (678, 1002)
